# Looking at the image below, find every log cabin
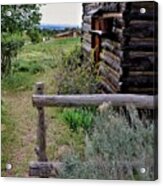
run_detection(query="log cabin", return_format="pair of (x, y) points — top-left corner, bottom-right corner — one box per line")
(81, 1), (158, 95)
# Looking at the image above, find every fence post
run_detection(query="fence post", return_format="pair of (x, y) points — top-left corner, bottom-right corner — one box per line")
(35, 82), (48, 162)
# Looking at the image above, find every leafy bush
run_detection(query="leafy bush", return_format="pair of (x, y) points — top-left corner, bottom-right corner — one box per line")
(13, 60), (30, 73)
(27, 29), (42, 44)
(61, 46), (82, 70)
(1, 4), (42, 77)
(1, 33), (24, 77)
(61, 107), (96, 133)
(13, 60), (45, 74)
(55, 45), (100, 94)
(29, 63), (45, 74)
(59, 105), (155, 180)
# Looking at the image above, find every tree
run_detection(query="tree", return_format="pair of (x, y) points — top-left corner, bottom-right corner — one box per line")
(1, 4), (42, 77)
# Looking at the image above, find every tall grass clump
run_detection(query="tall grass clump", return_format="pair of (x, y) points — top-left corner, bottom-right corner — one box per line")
(55, 45), (100, 94)
(61, 107), (97, 133)
(1, 101), (17, 175)
(59, 105), (155, 180)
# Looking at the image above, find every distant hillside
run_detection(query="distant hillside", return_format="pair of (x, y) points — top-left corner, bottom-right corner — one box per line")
(39, 24), (80, 31)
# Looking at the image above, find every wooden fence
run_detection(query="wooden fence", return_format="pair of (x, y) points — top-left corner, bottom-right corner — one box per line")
(29, 82), (157, 177)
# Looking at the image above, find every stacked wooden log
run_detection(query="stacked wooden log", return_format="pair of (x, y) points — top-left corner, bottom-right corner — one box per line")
(81, 2), (126, 93)
(82, 2), (158, 95)
(121, 2), (158, 94)
(82, 3), (99, 62)
(99, 3), (126, 93)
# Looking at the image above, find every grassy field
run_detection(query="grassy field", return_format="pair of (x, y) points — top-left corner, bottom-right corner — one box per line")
(1, 37), (85, 177)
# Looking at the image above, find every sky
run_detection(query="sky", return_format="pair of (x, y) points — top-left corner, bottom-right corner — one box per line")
(40, 3), (82, 26)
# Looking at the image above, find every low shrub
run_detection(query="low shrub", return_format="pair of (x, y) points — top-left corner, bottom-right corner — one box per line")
(1, 33), (25, 77)
(61, 107), (96, 133)
(13, 61), (30, 72)
(59, 105), (155, 180)
(27, 29), (42, 44)
(55, 45), (100, 94)
(13, 60), (45, 74)
(61, 45), (82, 70)
(29, 62), (45, 74)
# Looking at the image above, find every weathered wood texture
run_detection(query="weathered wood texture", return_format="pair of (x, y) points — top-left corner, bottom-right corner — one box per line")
(99, 64), (121, 93)
(35, 82), (48, 162)
(82, 33), (92, 43)
(101, 39), (123, 58)
(102, 13), (122, 19)
(82, 23), (91, 33)
(82, 1), (158, 95)
(29, 161), (63, 177)
(30, 160), (153, 177)
(32, 94), (157, 109)
(121, 1), (158, 94)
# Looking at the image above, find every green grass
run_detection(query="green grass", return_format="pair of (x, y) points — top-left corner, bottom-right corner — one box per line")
(2, 37), (80, 92)
(13, 59), (45, 74)
(44, 107), (86, 160)
(2, 72), (37, 91)
(1, 37), (84, 177)
(1, 101), (18, 175)
(20, 37), (80, 54)
(61, 107), (96, 133)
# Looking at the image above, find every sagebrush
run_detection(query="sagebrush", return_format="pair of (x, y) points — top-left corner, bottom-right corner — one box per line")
(59, 105), (155, 180)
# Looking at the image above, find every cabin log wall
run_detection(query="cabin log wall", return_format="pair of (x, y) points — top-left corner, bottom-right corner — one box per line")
(121, 2), (158, 94)
(82, 1), (158, 95)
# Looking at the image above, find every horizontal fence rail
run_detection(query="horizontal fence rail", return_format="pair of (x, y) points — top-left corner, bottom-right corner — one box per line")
(29, 82), (157, 177)
(32, 94), (157, 109)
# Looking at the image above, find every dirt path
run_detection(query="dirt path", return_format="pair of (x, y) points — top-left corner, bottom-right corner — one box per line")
(2, 89), (84, 177)
(1, 38), (82, 177)
(2, 66), (71, 177)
